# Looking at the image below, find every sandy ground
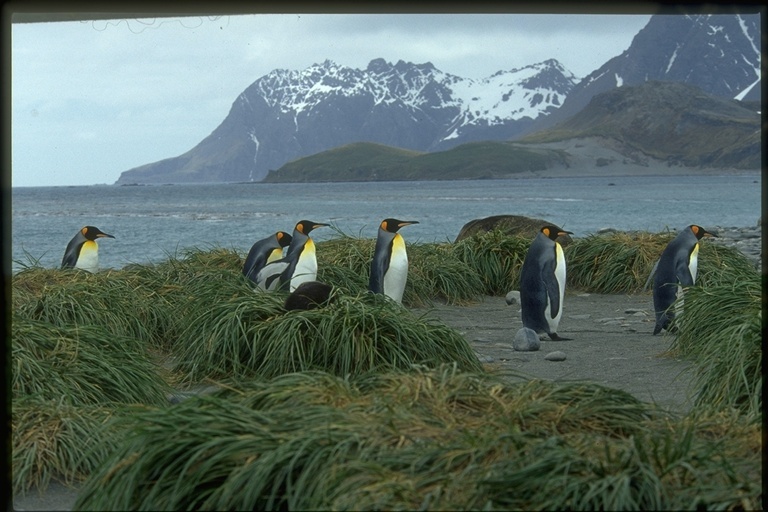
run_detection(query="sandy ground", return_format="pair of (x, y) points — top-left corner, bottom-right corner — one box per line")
(12, 291), (696, 511)
(415, 292), (695, 414)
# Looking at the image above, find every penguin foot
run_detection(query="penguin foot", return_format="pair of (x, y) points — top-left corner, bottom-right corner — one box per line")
(548, 333), (572, 341)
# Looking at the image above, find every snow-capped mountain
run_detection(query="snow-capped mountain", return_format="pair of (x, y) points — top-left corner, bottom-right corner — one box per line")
(116, 12), (761, 185)
(526, 12), (761, 134)
(116, 58), (577, 184)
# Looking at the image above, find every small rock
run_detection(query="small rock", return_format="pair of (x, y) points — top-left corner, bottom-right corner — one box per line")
(476, 354), (495, 364)
(505, 290), (521, 305)
(624, 308), (645, 314)
(545, 351), (567, 361)
(513, 328), (540, 351)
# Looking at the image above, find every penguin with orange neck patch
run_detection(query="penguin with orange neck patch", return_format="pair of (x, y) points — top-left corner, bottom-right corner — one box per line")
(61, 226), (115, 273)
(652, 224), (717, 335)
(256, 220), (329, 292)
(519, 224), (572, 341)
(369, 218), (419, 303)
(243, 231), (292, 284)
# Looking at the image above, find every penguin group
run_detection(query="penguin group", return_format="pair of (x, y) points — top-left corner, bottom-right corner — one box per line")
(59, 217), (716, 337)
(250, 218), (418, 306)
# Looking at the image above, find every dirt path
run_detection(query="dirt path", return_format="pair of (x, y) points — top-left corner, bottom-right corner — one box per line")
(415, 292), (696, 414)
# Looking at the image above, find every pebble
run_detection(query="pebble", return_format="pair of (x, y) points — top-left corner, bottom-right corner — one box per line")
(545, 351), (567, 361)
(513, 327), (540, 351)
(505, 290), (521, 305)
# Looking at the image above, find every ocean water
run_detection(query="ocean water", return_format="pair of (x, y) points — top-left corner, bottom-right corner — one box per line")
(10, 173), (762, 273)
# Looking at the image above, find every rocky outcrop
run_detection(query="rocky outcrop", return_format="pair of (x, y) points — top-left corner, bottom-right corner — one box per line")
(454, 215), (573, 245)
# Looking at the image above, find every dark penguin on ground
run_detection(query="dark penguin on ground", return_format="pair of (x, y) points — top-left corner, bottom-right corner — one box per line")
(242, 231), (292, 284)
(61, 226), (115, 273)
(368, 218), (419, 304)
(519, 224), (573, 341)
(651, 224), (717, 335)
(255, 220), (329, 292)
(284, 281), (335, 311)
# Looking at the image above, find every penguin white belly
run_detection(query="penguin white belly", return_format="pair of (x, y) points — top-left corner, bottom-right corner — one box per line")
(544, 243), (566, 331)
(383, 236), (408, 303)
(689, 244), (699, 284)
(290, 240), (318, 292)
(76, 241), (99, 273)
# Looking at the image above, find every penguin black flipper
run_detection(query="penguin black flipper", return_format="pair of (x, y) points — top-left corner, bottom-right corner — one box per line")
(61, 238), (82, 268)
(368, 241), (390, 294)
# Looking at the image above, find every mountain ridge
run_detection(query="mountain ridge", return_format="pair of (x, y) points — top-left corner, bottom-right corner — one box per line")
(115, 13), (761, 185)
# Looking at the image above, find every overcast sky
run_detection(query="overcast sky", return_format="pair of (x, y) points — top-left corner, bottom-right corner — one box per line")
(10, 12), (654, 187)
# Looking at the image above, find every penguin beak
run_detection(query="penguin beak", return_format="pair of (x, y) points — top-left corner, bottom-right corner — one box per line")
(97, 232), (115, 239)
(558, 230), (573, 236)
(702, 230), (717, 238)
(399, 221), (419, 228)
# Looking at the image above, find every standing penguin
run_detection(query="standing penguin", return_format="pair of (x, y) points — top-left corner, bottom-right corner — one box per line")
(61, 226), (115, 273)
(519, 225), (573, 341)
(242, 231), (292, 284)
(652, 224), (717, 335)
(255, 220), (329, 292)
(368, 218), (419, 303)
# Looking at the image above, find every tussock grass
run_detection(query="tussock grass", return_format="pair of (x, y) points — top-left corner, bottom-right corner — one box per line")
(566, 231), (673, 293)
(74, 366), (760, 511)
(12, 316), (171, 406)
(173, 289), (482, 384)
(451, 229), (530, 295)
(407, 243), (485, 306)
(12, 267), (174, 347)
(565, 231), (756, 294)
(12, 396), (121, 497)
(670, 272), (762, 418)
(317, 235), (485, 305)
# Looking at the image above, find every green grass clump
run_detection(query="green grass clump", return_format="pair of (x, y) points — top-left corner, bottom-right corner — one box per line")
(565, 231), (756, 294)
(173, 288), (482, 384)
(12, 395), (121, 496)
(451, 229), (531, 295)
(317, 234), (485, 306)
(74, 366), (760, 511)
(669, 272), (761, 419)
(12, 316), (171, 406)
(406, 243), (485, 306)
(566, 231), (673, 293)
(12, 267), (174, 348)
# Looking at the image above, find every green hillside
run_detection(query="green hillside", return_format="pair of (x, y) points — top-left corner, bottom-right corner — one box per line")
(263, 141), (568, 182)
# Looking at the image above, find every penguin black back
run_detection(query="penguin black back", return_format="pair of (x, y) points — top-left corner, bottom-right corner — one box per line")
(652, 224), (716, 334)
(369, 218), (418, 302)
(243, 231), (292, 283)
(519, 224), (572, 341)
(61, 225), (115, 271)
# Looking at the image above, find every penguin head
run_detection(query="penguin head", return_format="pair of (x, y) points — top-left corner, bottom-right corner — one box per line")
(294, 220), (330, 236)
(380, 219), (419, 233)
(540, 225), (572, 242)
(276, 231), (293, 247)
(688, 225), (717, 240)
(81, 226), (115, 241)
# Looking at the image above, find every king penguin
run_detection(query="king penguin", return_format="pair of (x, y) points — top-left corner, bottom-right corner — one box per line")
(255, 220), (329, 292)
(61, 226), (115, 273)
(519, 224), (573, 341)
(652, 224), (717, 335)
(242, 231), (292, 284)
(368, 218), (419, 303)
